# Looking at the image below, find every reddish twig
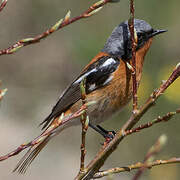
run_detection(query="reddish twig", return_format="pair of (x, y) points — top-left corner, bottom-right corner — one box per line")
(93, 157), (180, 179)
(79, 79), (89, 173)
(0, 0), (7, 12)
(133, 134), (167, 180)
(0, 0), (119, 56)
(128, 0), (138, 113)
(125, 108), (180, 136)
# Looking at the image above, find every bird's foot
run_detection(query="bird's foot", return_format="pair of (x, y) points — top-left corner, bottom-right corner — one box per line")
(103, 130), (116, 146)
(89, 123), (116, 145)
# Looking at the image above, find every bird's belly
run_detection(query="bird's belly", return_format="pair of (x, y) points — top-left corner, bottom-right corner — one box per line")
(87, 94), (132, 125)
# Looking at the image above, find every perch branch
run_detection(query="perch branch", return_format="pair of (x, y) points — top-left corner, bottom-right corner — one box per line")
(74, 63), (180, 180)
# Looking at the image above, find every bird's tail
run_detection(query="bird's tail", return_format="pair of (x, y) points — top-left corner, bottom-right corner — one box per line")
(13, 134), (51, 174)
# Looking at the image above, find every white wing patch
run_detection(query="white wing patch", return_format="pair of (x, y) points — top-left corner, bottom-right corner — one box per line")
(101, 58), (116, 68)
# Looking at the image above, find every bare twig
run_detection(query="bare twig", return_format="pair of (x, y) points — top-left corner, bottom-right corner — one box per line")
(0, 0), (7, 12)
(79, 79), (89, 173)
(133, 134), (167, 180)
(125, 108), (180, 136)
(128, 0), (138, 113)
(0, 0), (119, 56)
(93, 157), (180, 179)
(74, 63), (180, 180)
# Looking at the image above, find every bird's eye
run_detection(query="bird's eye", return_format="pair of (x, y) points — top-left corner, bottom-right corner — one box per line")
(137, 32), (145, 42)
(137, 30), (152, 42)
(147, 28), (154, 34)
(138, 29), (154, 37)
(137, 32), (143, 38)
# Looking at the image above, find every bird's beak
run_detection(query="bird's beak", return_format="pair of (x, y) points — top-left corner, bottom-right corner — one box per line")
(150, 29), (167, 37)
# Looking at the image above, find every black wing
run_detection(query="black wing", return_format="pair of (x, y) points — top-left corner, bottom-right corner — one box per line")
(40, 55), (120, 130)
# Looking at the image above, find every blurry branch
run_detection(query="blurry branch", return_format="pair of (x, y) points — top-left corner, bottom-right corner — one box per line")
(125, 108), (180, 136)
(0, 0), (7, 12)
(128, 0), (138, 112)
(75, 63), (180, 180)
(93, 157), (180, 179)
(0, 87), (7, 101)
(0, 0), (119, 56)
(80, 79), (89, 173)
(133, 134), (167, 180)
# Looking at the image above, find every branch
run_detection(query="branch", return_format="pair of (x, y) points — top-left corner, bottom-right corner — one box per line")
(79, 79), (89, 173)
(132, 134), (167, 180)
(0, 0), (7, 12)
(0, 0), (119, 56)
(74, 63), (180, 180)
(125, 108), (180, 136)
(93, 157), (180, 179)
(128, 0), (138, 112)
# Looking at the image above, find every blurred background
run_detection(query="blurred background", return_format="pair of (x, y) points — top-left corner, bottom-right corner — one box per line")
(0, 0), (179, 179)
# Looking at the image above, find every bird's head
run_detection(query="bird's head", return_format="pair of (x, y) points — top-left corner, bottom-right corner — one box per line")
(102, 19), (167, 60)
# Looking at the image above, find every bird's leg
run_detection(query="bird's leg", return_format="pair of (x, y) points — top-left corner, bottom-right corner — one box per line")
(89, 123), (116, 143)
(96, 125), (116, 142)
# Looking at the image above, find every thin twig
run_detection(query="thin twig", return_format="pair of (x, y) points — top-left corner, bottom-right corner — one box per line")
(79, 79), (89, 173)
(93, 157), (180, 179)
(0, 0), (119, 56)
(0, 0), (7, 12)
(125, 108), (180, 136)
(74, 63), (180, 180)
(128, 0), (138, 113)
(132, 134), (167, 180)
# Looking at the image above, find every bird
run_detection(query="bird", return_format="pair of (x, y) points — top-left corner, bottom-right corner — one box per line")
(4, 19), (167, 173)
